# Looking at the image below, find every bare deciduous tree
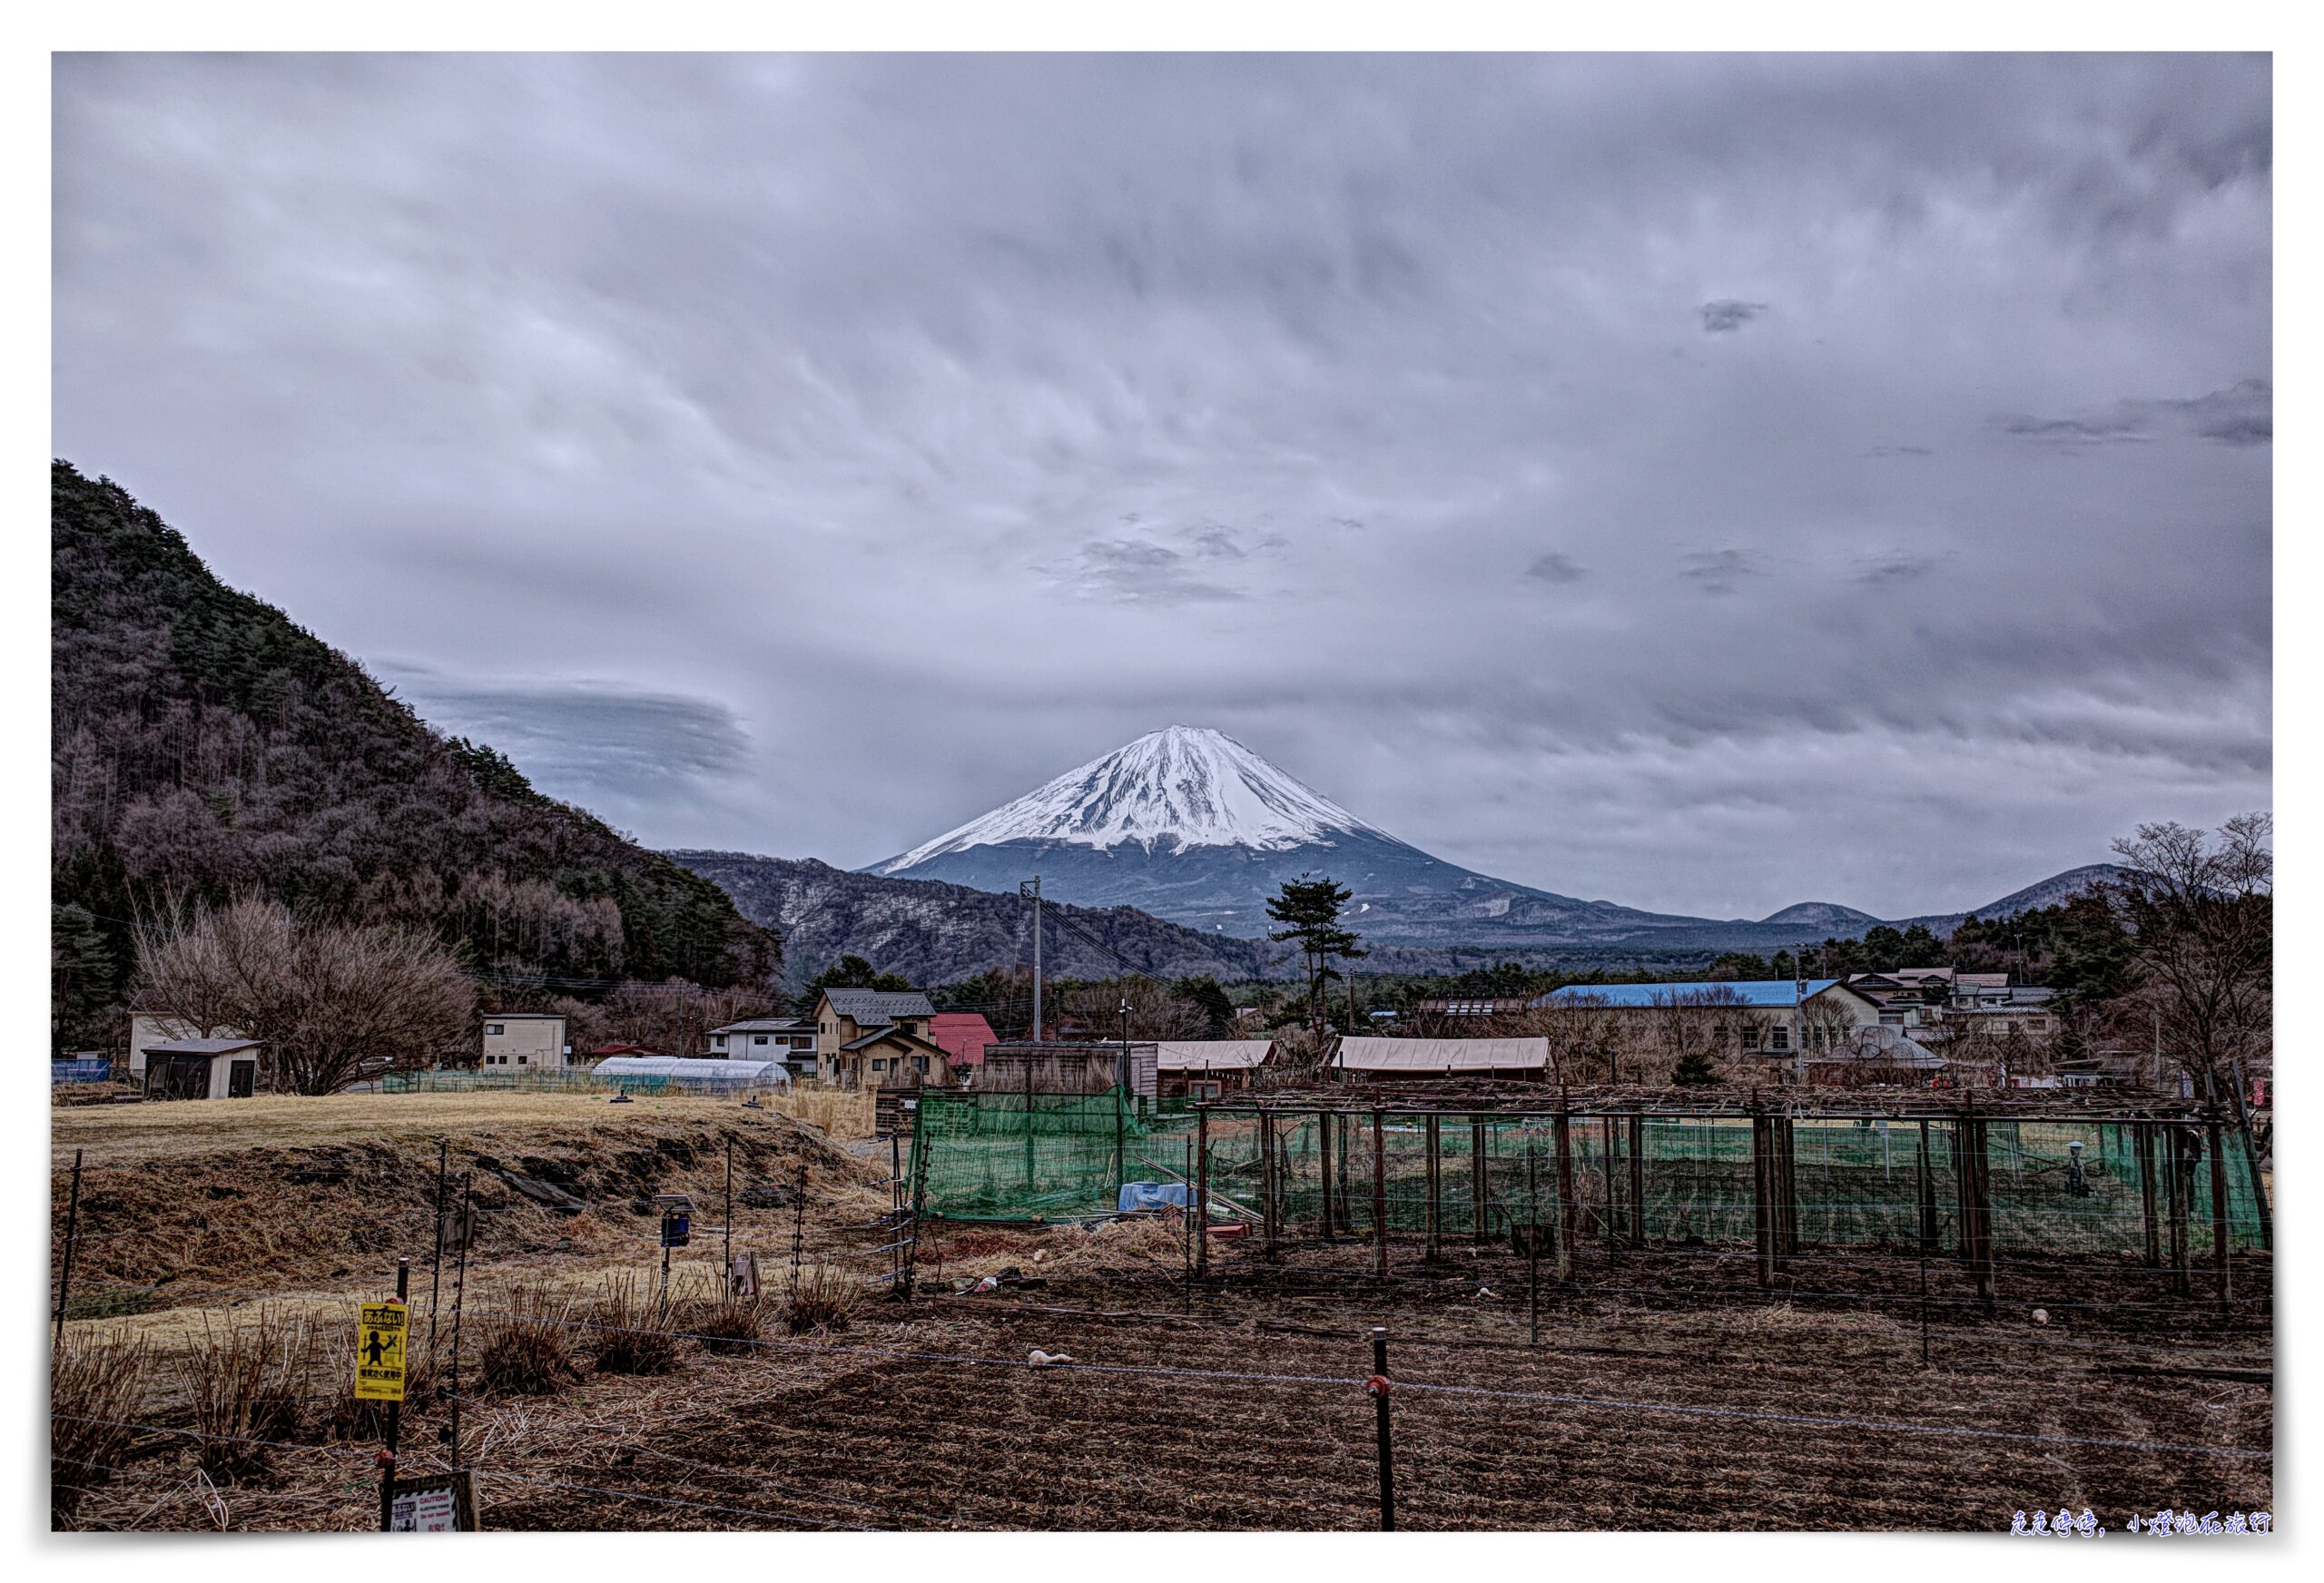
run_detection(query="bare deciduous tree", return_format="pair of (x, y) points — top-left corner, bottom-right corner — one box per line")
(136, 900), (477, 1093)
(1057, 977), (1208, 1041)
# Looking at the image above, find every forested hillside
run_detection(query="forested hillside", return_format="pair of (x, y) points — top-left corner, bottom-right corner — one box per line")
(51, 462), (777, 1047)
(668, 850), (1278, 988)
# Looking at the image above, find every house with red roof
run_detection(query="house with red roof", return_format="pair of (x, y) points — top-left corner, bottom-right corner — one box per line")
(927, 1013), (995, 1084)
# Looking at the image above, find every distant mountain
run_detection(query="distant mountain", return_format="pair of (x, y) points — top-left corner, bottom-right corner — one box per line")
(1758, 901), (1883, 931)
(669, 850), (1279, 987)
(864, 724), (2131, 957)
(50, 461), (777, 1043)
(872, 726), (1725, 949)
(1895, 863), (2130, 934)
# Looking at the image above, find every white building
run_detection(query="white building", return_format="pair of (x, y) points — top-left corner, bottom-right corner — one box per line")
(708, 1018), (818, 1077)
(481, 1013), (572, 1070)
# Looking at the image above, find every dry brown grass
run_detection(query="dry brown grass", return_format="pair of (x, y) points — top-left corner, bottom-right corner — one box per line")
(474, 1281), (578, 1397)
(50, 1329), (151, 1527)
(177, 1307), (312, 1481)
(580, 1273), (681, 1375)
(764, 1086), (876, 1140)
(781, 1262), (860, 1333)
(676, 1287), (766, 1355)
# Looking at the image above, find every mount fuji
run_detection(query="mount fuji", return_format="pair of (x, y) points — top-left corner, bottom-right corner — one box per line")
(867, 726), (1713, 947)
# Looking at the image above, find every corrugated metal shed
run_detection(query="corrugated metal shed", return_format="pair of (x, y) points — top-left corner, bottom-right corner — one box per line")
(1334, 1037), (1549, 1073)
(1157, 1039), (1275, 1072)
(1539, 979), (1841, 1009)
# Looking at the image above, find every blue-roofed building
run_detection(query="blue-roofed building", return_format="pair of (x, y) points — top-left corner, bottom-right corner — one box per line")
(1536, 978), (1885, 1077)
(1537, 979), (1847, 1010)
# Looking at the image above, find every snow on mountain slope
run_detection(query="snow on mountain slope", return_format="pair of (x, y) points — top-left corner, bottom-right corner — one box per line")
(875, 725), (1379, 870)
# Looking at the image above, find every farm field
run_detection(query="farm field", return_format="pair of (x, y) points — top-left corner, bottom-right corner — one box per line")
(49, 1092), (2274, 1532)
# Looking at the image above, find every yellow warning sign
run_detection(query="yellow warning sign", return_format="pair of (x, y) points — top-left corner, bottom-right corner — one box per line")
(355, 1301), (408, 1402)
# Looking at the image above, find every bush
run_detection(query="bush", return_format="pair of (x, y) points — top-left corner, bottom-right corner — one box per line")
(474, 1282), (576, 1397)
(582, 1273), (681, 1375)
(677, 1290), (764, 1356)
(177, 1308), (310, 1482)
(51, 1331), (150, 1527)
(782, 1263), (858, 1334)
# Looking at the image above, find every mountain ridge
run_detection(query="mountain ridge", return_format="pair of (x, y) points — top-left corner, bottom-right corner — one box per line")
(50, 461), (778, 1047)
(870, 724), (2126, 950)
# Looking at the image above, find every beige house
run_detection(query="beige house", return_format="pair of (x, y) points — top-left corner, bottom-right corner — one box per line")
(481, 1013), (572, 1071)
(812, 989), (937, 1088)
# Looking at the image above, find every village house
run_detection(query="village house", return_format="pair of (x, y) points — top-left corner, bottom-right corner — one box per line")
(480, 1012), (572, 1071)
(813, 988), (944, 1088)
(1157, 1038), (1275, 1097)
(708, 1017), (819, 1077)
(928, 1013), (996, 1082)
(1539, 978), (1885, 1071)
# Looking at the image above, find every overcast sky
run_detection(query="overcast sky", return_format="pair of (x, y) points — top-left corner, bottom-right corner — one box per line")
(54, 54), (2271, 919)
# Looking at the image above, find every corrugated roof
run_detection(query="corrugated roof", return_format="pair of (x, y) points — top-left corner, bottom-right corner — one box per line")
(1157, 1039), (1274, 1072)
(1334, 1037), (1549, 1073)
(1540, 979), (1842, 1009)
(707, 1018), (809, 1035)
(143, 1037), (262, 1056)
(818, 989), (935, 1023)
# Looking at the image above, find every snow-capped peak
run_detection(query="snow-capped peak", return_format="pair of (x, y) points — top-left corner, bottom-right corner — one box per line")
(877, 726), (1377, 870)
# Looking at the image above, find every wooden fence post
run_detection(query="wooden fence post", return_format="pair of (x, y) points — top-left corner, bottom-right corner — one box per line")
(2168, 1126), (2192, 1298)
(2137, 1122), (2161, 1267)
(1627, 1114), (1646, 1247)
(1470, 1118), (1487, 1244)
(1194, 1107), (1211, 1277)
(1319, 1107), (1335, 1240)
(2208, 1119), (2231, 1313)
(1553, 1106), (1576, 1283)
(1423, 1115), (1441, 1261)
(1260, 1114), (1278, 1261)
(1752, 1108), (1775, 1288)
(1372, 1109), (1389, 1281)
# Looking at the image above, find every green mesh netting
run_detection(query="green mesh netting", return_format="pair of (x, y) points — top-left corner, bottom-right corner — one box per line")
(912, 1095), (2268, 1255)
(910, 1092), (1203, 1221)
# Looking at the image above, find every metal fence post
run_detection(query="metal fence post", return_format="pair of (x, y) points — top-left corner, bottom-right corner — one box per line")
(54, 1148), (84, 1344)
(1369, 1326), (1394, 1531)
(378, 1256), (409, 1531)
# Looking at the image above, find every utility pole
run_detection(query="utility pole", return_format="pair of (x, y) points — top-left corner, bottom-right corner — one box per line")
(1021, 876), (1044, 1041)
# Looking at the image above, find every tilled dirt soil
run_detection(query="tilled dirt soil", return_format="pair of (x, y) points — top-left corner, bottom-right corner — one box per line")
(54, 1236), (2272, 1533)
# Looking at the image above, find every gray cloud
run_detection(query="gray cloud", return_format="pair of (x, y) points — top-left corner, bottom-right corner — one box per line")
(1698, 300), (1768, 333)
(376, 663), (753, 837)
(2000, 378), (2271, 449)
(1854, 552), (1939, 585)
(1678, 549), (1759, 595)
(52, 54), (2270, 918)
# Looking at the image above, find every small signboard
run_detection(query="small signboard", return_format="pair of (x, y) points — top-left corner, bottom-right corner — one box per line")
(389, 1471), (478, 1532)
(355, 1301), (408, 1402)
(731, 1251), (759, 1299)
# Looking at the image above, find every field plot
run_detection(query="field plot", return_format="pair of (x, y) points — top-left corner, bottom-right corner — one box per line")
(49, 1093), (2273, 1532)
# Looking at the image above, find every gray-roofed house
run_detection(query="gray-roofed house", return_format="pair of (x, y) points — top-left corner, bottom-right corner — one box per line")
(141, 1037), (264, 1100)
(812, 988), (938, 1089)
